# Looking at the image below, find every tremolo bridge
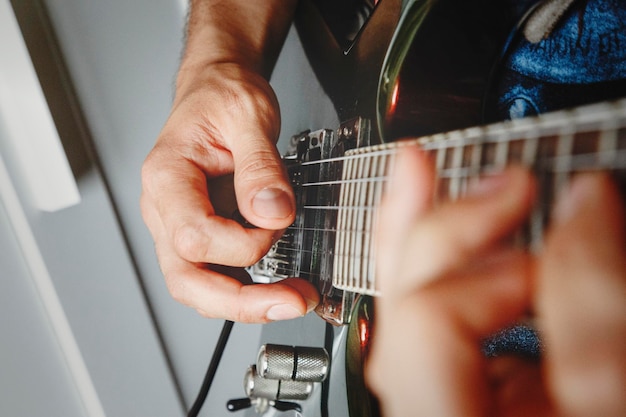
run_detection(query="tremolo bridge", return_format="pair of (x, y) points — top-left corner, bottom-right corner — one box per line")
(252, 118), (377, 326)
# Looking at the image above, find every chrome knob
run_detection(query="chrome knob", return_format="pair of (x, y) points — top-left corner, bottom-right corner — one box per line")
(257, 344), (329, 382)
(244, 365), (313, 401)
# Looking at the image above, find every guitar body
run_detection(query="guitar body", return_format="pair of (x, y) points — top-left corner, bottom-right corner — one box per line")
(240, 0), (626, 416)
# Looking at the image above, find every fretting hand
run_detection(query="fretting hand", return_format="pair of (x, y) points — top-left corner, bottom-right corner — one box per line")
(368, 148), (626, 417)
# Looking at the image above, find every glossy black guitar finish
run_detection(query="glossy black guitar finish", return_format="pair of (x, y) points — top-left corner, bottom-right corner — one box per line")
(345, 296), (378, 417)
(297, 0), (539, 142)
(295, 0), (402, 132)
(378, 0), (524, 139)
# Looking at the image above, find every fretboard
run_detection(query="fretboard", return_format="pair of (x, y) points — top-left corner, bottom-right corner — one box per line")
(334, 99), (626, 295)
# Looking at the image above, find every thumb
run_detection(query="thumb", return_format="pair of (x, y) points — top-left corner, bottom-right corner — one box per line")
(231, 131), (295, 230)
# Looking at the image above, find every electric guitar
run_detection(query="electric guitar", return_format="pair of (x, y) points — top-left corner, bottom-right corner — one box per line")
(229, 0), (626, 415)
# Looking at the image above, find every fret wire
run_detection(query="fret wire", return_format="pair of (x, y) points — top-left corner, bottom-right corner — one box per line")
(598, 123), (618, 166)
(362, 154), (377, 289)
(522, 137), (539, 165)
(370, 152), (387, 288)
(495, 133), (510, 168)
(293, 163), (306, 277)
(352, 154), (368, 288)
(554, 131), (574, 192)
(453, 143), (467, 199)
(335, 153), (350, 282)
(345, 152), (359, 284)
(521, 136), (541, 252)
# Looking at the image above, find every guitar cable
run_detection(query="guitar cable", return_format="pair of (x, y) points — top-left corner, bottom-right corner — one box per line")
(187, 320), (234, 417)
(320, 322), (334, 417)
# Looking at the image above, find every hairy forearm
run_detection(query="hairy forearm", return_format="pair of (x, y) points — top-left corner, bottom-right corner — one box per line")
(178, 0), (297, 88)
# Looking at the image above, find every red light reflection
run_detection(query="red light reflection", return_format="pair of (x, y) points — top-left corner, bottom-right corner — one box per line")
(358, 313), (371, 352)
(387, 78), (400, 119)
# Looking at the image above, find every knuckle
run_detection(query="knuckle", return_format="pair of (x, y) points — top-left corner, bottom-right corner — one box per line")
(172, 221), (269, 266)
(234, 309), (253, 323)
(232, 301), (262, 323)
(141, 147), (183, 195)
(214, 79), (273, 115)
(141, 154), (159, 191)
(237, 150), (284, 185)
(172, 222), (208, 262)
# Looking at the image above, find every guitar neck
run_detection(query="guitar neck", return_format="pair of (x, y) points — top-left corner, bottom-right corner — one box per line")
(335, 99), (626, 294)
(253, 99), (626, 306)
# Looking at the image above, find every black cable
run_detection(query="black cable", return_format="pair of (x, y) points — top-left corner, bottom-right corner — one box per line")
(320, 322), (334, 417)
(187, 320), (235, 417)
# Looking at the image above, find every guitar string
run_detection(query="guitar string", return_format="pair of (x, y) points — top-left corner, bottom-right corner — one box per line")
(284, 155), (626, 224)
(257, 152), (626, 247)
(263, 227), (538, 280)
(288, 150), (626, 194)
(288, 148), (626, 181)
(267, 245), (373, 259)
(267, 191), (619, 278)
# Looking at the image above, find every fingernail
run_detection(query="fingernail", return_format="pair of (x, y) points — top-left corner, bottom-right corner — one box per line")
(466, 171), (510, 198)
(266, 304), (303, 321)
(252, 188), (293, 219)
(553, 175), (593, 224)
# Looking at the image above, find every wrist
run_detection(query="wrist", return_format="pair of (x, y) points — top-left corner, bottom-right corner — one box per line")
(180, 0), (297, 80)
(177, 65), (270, 104)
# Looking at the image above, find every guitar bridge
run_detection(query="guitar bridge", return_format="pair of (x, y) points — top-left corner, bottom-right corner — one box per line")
(251, 118), (373, 325)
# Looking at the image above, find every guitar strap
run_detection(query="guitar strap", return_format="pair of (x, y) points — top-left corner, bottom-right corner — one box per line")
(522, 0), (577, 43)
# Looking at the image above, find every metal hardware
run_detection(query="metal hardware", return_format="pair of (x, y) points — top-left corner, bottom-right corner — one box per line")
(257, 344), (329, 382)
